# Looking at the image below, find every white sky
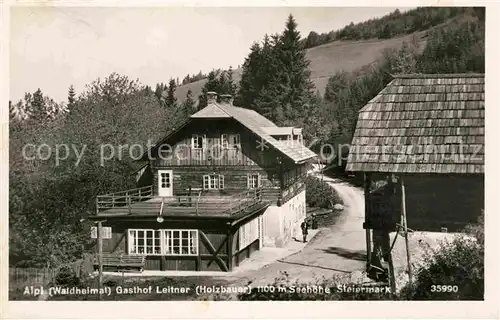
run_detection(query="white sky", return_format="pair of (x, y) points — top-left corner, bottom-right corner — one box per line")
(10, 6), (412, 102)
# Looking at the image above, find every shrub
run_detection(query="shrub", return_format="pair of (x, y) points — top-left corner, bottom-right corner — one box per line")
(305, 176), (343, 209)
(53, 266), (82, 287)
(401, 214), (484, 300)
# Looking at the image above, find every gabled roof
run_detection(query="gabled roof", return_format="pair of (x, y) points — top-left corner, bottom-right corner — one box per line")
(190, 102), (316, 164)
(346, 73), (485, 174)
(190, 104), (231, 118)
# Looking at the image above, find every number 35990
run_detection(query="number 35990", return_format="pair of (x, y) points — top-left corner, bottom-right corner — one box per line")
(430, 285), (458, 293)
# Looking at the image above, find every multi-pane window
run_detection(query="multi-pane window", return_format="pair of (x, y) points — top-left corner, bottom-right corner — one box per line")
(191, 134), (205, 149)
(247, 173), (261, 189)
(160, 172), (171, 189)
(128, 229), (198, 256)
(203, 174), (224, 190)
(221, 134), (229, 149)
(163, 230), (198, 255)
(220, 134), (240, 149)
(229, 134), (240, 149)
(128, 229), (162, 255)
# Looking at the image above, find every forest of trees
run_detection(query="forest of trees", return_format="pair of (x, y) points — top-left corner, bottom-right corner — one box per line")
(9, 7), (485, 268)
(303, 6), (469, 49)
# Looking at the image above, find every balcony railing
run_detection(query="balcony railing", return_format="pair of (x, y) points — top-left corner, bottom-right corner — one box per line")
(96, 186), (270, 217)
(157, 148), (258, 166)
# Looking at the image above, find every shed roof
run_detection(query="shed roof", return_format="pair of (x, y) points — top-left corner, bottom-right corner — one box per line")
(346, 73), (485, 174)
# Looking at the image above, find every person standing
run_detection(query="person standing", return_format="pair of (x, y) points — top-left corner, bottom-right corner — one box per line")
(301, 219), (309, 243)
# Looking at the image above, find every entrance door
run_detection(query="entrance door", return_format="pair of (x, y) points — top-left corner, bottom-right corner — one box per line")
(158, 170), (173, 196)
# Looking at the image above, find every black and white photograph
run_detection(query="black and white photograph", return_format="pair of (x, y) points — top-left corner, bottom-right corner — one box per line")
(2, 2), (497, 318)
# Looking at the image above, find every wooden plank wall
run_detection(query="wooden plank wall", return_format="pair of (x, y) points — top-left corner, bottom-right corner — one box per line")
(95, 220), (233, 272)
(402, 174), (484, 231)
(152, 167), (279, 196)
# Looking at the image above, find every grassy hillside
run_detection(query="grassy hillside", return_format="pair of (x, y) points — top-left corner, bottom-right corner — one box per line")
(175, 32), (427, 101)
(174, 13), (475, 103)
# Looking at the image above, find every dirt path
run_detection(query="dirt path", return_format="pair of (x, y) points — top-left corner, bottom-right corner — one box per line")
(223, 172), (368, 287)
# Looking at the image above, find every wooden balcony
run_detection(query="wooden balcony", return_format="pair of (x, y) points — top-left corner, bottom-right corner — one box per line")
(95, 185), (277, 218)
(156, 148), (258, 167)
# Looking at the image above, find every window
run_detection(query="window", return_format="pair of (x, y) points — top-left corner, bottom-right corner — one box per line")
(247, 173), (261, 189)
(128, 229), (162, 255)
(221, 134), (229, 149)
(163, 230), (198, 255)
(203, 174), (224, 190)
(229, 134), (240, 149)
(128, 229), (198, 256)
(191, 134), (205, 149)
(160, 171), (171, 189)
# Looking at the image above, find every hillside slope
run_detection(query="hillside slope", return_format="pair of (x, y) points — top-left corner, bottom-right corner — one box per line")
(174, 31), (427, 101)
(173, 13), (476, 102)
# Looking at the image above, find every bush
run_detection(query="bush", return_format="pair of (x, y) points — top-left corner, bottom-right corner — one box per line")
(53, 266), (82, 287)
(401, 213), (484, 300)
(305, 176), (343, 209)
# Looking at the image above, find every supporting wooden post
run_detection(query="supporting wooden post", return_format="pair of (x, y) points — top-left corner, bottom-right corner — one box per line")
(226, 231), (233, 271)
(401, 176), (413, 290)
(386, 244), (397, 297)
(97, 221), (103, 301)
(363, 172), (372, 270)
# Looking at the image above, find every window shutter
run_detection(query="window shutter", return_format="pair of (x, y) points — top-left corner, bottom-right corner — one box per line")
(219, 175), (224, 189)
(257, 174), (261, 187)
(247, 173), (251, 189)
(191, 135), (196, 149)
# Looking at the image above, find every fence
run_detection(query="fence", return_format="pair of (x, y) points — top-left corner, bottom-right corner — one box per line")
(9, 255), (94, 290)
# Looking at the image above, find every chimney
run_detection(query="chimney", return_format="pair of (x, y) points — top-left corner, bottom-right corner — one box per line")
(207, 91), (217, 104)
(220, 94), (234, 105)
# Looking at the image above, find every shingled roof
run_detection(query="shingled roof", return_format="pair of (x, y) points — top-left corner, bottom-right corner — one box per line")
(191, 101), (316, 164)
(346, 73), (485, 174)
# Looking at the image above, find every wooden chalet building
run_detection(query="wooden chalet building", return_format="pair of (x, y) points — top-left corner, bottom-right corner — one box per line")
(346, 73), (485, 232)
(90, 92), (316, 272)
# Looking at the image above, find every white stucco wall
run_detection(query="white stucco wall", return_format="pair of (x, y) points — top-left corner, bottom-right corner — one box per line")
(262, 189), (306, 247)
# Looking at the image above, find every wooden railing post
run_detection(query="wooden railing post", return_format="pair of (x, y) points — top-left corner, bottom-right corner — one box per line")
(238, 193), (242, 212)
(127, 196), (131, 215)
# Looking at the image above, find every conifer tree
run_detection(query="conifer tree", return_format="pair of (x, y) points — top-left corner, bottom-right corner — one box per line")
(227, 66), (237, 96)
(182, 89), (196, 117)
(198, 70), (220, 110)
(218, 71), (229, 94)
(68, 85), (76, 108)
(166, 78), (177, 109)
(238, 15), (315, 126)
(30, 88), (48, 121)
(276, 14), (315, 122)
(236, 42), (262, 109)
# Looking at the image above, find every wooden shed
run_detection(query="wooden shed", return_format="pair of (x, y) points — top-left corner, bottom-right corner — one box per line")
(346, 73), (484, 231)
